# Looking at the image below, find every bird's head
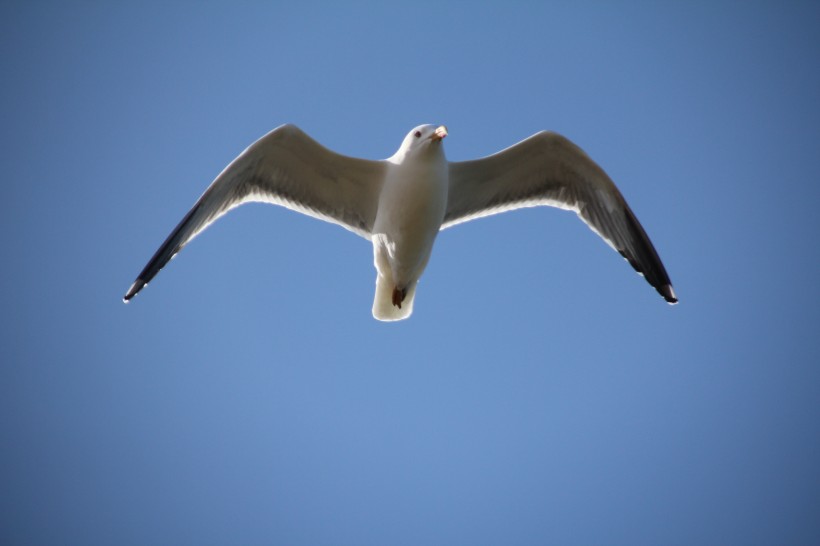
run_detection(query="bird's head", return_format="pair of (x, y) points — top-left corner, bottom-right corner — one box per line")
(391, 124), (448, 163)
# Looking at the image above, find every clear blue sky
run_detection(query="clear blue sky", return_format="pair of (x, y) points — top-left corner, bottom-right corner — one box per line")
(2, 2), (819, 544)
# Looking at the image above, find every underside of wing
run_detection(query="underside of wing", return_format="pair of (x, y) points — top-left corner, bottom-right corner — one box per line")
(444, 131), (677, 304)
(123, 124), (385, 302)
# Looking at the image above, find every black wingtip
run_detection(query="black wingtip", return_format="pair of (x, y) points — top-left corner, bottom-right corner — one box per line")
(660, 284), (678, 305)
(122, 280), (146, 303)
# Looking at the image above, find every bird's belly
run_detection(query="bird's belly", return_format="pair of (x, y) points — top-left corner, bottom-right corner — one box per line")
(373, 213), (439, 285)
(372, 176), (446, 285)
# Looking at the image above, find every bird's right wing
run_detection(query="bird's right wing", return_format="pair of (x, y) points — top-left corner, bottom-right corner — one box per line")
(444, 131), (677, 304)
(123, 124), (385, 302)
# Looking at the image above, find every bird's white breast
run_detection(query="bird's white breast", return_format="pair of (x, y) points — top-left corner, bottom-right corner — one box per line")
(372, 153), (448, 285)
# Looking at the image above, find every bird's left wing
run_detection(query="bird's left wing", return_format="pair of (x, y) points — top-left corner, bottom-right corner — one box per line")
(444, 131), (677, 303)
(124, 124), (385, 302)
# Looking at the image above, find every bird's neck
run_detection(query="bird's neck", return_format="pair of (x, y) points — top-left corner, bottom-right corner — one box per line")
(388, 146), (445, 166)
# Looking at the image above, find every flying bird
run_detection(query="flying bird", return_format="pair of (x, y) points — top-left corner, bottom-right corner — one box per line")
(124, 124), (677, 320)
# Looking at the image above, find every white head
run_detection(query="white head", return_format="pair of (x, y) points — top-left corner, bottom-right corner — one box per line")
(391, 124), (448, 163)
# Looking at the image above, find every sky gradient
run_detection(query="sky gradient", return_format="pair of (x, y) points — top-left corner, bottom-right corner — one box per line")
(2, 2), (819, 545)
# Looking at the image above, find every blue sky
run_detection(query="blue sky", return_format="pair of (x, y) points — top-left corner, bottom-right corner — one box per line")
(2, 2), (819, 544)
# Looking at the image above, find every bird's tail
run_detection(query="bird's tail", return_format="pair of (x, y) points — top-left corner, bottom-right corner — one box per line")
(372, 275), (416, 322)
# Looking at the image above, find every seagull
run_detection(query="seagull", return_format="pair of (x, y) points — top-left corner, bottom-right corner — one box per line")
(124, 124), (677, 321)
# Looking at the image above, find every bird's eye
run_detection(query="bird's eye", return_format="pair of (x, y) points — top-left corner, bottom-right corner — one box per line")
(414, 131), (422, 138)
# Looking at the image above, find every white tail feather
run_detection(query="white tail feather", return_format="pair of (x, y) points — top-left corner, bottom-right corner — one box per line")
(372, 276), (416, 321)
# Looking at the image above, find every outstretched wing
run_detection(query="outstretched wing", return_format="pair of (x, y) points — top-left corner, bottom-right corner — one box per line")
(124, 124), (385, 302)
(444, 131), (677, 303)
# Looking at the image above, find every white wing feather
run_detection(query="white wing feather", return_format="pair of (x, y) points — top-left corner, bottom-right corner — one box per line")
(444, 131), (677, 303)
(124, 124), (385, 301)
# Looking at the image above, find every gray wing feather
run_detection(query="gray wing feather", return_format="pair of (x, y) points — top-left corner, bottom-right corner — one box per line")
(444, 131), (677, 303)
(124, 124), (385, 301)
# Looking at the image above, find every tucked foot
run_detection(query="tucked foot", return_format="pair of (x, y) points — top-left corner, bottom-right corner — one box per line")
(392, 286), (407, 309)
